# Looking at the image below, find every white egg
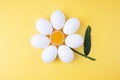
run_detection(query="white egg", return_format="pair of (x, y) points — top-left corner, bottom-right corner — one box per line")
(36, 18), (53, 35)
(63, 18), (80, 34)
(31, 34), (50, 48)
(41, 45), (57, 63)
(58, 45), (74, 63)
(50, 10), (65, 30)
(65, 34), (83, 48)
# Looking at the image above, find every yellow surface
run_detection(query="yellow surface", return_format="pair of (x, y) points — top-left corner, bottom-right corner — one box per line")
(0, 0), (120, 80)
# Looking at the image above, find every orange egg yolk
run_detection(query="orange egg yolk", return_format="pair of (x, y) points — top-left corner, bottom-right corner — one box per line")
(50, 31), (65, 45)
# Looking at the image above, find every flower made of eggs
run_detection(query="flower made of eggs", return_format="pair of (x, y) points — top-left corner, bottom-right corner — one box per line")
(31, 11), (83, 63)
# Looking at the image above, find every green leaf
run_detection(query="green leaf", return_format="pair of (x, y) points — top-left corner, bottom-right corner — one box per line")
(70, 25), (96, 61)
(84, 25), (91, 55)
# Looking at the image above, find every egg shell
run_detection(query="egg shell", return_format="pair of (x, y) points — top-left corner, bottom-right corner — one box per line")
(65, 34), (83, 48)
(31, 34), (50, 48)
(41, 45), (57, 63)
(36, 18), (53, 35)
(50, 10), (65, 30)
(63, 18), (80, 35)
(58, 45), (74, 63)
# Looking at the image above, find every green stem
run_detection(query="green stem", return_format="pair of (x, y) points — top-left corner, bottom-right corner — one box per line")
(70, 48), (96, 61)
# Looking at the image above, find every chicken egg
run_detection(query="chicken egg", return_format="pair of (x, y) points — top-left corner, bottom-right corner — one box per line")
(58, 45), (74, 63)
(41, 45), (57, 63)
(65, 34), (83, 48)
(31, 34), (50, 48)
(63, 18), (80, 35)
(50, 10), (65, 30)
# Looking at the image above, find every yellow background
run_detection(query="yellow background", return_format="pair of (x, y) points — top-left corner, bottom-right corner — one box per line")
(0, 0), (120, 80)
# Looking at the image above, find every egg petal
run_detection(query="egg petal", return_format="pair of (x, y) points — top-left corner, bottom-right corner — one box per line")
(58, 45), (74, 63)
(36, 18), (53, 35)
(50, 10), (65, 30)
(63, 18), (80, 34)
(65, 34), (83, 48)
(31, 34), (50, 48)
(41, 45), (57, 63)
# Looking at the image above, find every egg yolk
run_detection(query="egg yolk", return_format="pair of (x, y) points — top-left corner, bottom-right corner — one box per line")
(50, 31), (65, 45)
